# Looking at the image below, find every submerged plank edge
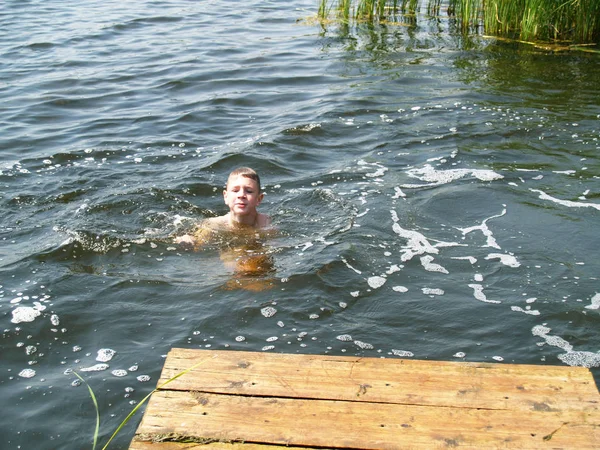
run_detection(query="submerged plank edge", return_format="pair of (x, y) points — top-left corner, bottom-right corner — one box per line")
(131, 348), (600, 449)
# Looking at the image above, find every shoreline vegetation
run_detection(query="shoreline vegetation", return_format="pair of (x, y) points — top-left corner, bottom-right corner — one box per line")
(317, 0), (599, 48)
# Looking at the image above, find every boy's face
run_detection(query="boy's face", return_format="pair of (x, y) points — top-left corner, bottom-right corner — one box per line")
(223, 174), (263, 216)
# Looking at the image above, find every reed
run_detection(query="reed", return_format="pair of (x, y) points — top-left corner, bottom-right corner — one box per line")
(75, 358), (207, 449)
(317, 0), (600, 44)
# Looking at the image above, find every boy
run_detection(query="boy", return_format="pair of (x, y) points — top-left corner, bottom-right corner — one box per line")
(175, 167), (272, 248)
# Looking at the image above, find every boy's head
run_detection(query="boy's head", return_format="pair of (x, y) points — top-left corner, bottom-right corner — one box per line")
(223, 167), (264, 217)
(226, 167), (262, 193)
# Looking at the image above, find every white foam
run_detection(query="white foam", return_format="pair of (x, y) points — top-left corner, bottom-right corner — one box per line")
(391, 349), (414, 357)
(386, 265), (402, 275)
(558, 351), (600, 368)
(354, 340), (374, 350)
(420, 255), (449, 274)
(80, 364), (109, 372)
(336, 334), (353, 342)
(11, 306), (42, 324)
(341, 257), (362, 274)
(422, 288), (444, 296)
(392, 187), (406, 199)
(531, 189), (600, 211)
(261, 306), (277, 318)
(367, 276), (387, 289)
(401, 164), (503, 188)
(111, 369), (128, 377)
(485, 253), (520, 268)
(511, 306), (540, 315)
(453, 352), (466, 358)
(457, 208), (506, 249)
(393, 286), (408, 293)
(19, 369), (36, 378)
(96, 348), (116, 362)
(452, 256), (477, 264)
(584, 293), (600, 310)
(468, 284), (501, 304)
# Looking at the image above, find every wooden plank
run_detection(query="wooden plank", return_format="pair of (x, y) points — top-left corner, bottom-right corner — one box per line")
(157, 348), (600, 412)
(131, 348), (600, 449)
(134, 390), (600, 449)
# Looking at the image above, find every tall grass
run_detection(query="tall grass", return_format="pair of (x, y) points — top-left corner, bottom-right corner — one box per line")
(317, 0), (600, 44)
(75, 358), (208, 449)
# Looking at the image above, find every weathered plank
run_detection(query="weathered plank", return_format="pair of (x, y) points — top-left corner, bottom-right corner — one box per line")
(156, 348), (599, 412)
(131, 348), (600, 449)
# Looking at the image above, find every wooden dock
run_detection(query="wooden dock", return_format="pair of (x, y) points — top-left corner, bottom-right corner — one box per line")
(130, 348), (600, 449)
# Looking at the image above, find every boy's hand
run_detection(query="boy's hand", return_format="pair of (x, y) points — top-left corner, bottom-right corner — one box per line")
(175, 235), (195, 246)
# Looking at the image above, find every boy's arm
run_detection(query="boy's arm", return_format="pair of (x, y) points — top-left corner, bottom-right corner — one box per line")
(174, 224), (215, 250)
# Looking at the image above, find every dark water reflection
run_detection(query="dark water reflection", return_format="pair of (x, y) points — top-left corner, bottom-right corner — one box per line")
(1, 0), (599, 448)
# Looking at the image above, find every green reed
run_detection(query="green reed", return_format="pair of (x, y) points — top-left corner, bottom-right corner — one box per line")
(317, 0), (600, 44)
(75, 358), (207, 449)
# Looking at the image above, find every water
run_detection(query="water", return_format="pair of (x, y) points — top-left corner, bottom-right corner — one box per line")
(1, 0), (599, 448)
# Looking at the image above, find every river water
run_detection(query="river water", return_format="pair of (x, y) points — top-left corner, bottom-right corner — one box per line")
(1, 0), (599, 448)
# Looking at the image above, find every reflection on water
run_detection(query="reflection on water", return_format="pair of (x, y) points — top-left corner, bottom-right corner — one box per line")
(1, 0), (599, 449)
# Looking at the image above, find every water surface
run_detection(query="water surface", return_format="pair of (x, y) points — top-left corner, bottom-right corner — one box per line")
(1, 0), (599, 448)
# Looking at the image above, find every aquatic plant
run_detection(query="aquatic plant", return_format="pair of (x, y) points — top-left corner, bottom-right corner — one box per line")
(74, 359), (206, 449)
(317, 0), (600, 44)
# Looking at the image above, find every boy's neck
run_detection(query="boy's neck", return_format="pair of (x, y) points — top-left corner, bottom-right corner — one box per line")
(227, 212), (258, 228)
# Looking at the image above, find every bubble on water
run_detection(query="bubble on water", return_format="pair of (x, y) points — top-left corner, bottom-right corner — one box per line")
(558, 351), (600, 368)
(128, 365), (138, 372)
(50, 314), (60, 326)
(262, 345), (275, 351)
(492, 356), (504, 362)
(277, 321), (285, 328)
(309, 313), (319, 319)
(392, 286), (408, 293)
(71, 379), (81, 387)
(354, 340), (373, 350)
(235, 336), (246, 342)
(420, 255), (449, 274)
(336, 334), (353, 342)
(72, 345), (82, 352)
(585, 293), (600, 310)
(137, 375), (151, 382)
(19, 369), (36, 378)
(96, 348), (116, 362)
(11, 306), (42, 324)
(453, 352), (466, 358)
(80, 364), (109, 372)
(468, 284), (500, 304)
(261, 306), (277, 318)
(391, 349), (414, 357)
(125, 387), (135, 393)
(111, 370), (128, 377)
(485, 253), (520, 268)
(422, 288), (444, 296)
(10, 297), (22, 304)
(350, 291), (359, 297)
(367, 276), (386, 289)
(511, 306), (540, 316)
(266, 336), (278, 342)
(339, 302), (347, 308)
(474, 274), (483, 282)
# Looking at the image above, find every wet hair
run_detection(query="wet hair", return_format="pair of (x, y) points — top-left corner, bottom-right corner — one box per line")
(227, 167), (262, 192)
